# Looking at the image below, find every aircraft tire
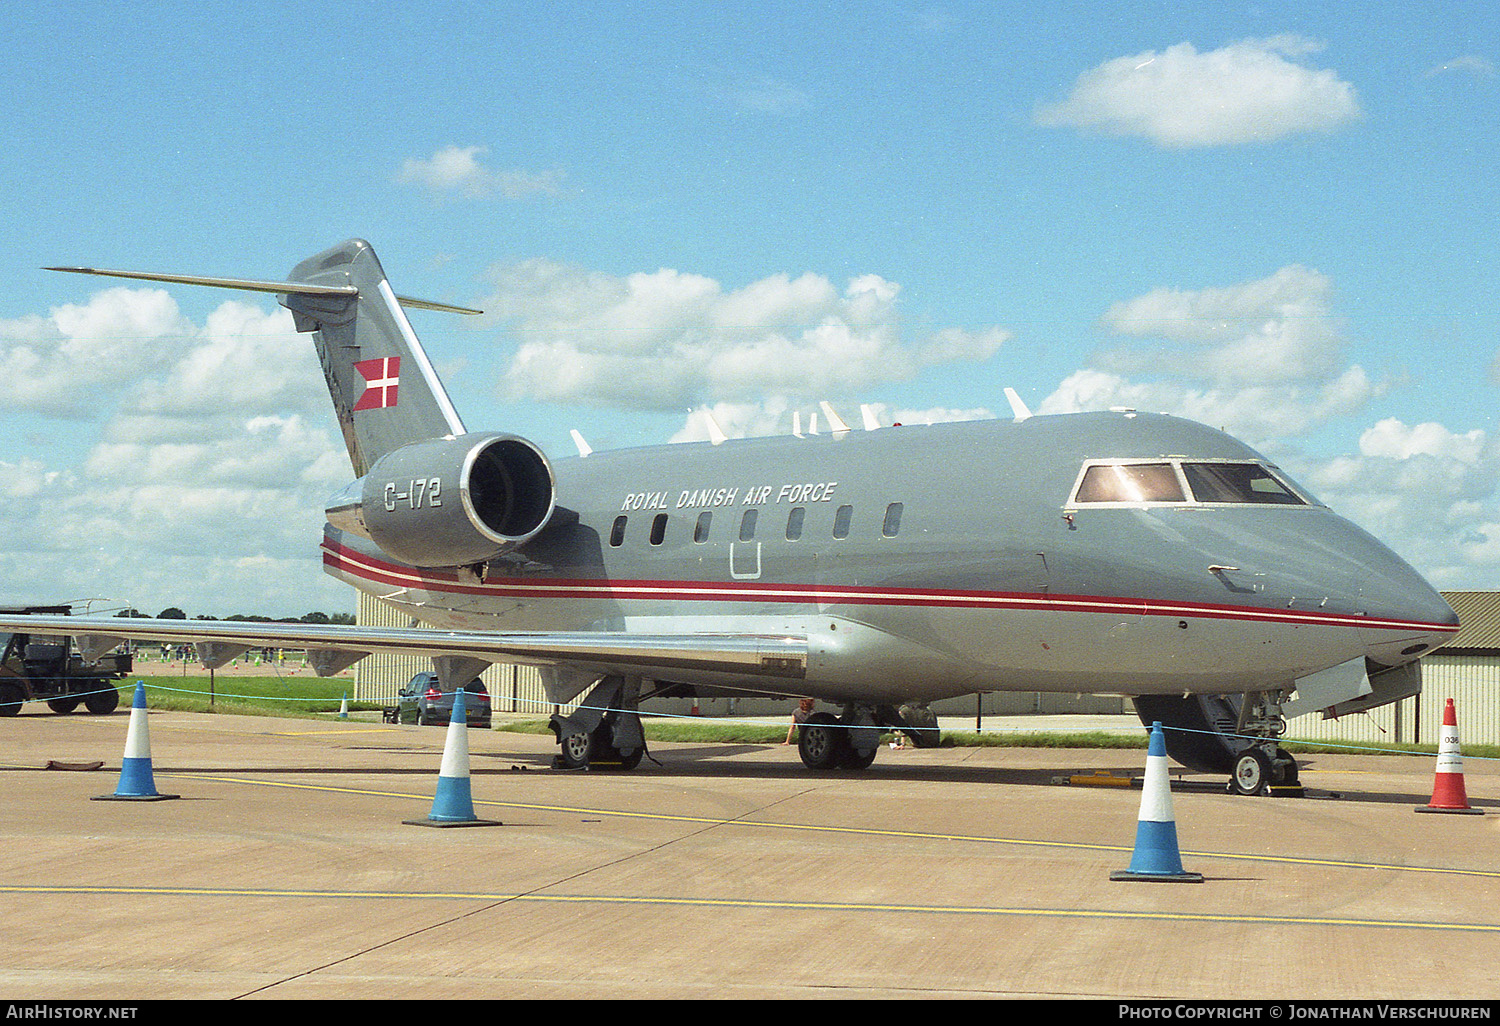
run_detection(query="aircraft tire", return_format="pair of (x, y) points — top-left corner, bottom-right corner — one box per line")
(0, 683), (23, 717)
(557, 731), (591, 769)
(1228, 749), (1273, 796)
(839, 745), (878, 770)
(48, 698), (80, 715)
(798, 713), (846, 770)
(585, 726), (643, 771)
(897, 703), (942, 748)
(1131, 694), (1249, 774)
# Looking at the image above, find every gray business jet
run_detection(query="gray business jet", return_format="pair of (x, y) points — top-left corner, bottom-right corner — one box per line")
(0, 240), (1459, 794)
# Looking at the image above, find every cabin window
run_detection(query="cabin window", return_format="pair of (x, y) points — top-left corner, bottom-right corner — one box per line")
(739, 509), (758, 541)
(1073, 463), (1184, 504)
(786, 507), (805, 541)
(1181, 463), (1305, 505)
(882, 502), (903, 537)
(694, 511), (712, 543)
(833, 504), (853, 539)
(649, 512), (668, 545)
(610, 515), (628, 547)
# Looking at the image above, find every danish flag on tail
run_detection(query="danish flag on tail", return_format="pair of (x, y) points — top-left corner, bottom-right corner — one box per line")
(353, 356), (400, 411)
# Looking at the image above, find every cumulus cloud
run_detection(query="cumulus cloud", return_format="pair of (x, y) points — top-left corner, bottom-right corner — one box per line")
(1039, 266), (1380, 447)
(1293, 420), (1500, 587)
(1035, 36), (1362, 147)
(484, 258), (1009, 410)
(0, 287), (194, 418)
(0, 286), (350, 616)
(396, 145), (565, 199)
(1097, 265), (1345, 385)
(1033, 265), (1500, 586)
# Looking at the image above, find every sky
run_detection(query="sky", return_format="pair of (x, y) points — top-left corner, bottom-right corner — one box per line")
(0, 1), (1496, 618)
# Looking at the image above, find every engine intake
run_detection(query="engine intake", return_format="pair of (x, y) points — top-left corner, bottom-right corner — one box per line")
(326, 433), (556, 567)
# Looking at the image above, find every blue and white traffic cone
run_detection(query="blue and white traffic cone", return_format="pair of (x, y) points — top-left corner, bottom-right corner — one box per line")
(404, 689), (501, 828)
(338, 694), (349, 720)
(1111, 722), (1202, 882)
(94, 681), (178, 802)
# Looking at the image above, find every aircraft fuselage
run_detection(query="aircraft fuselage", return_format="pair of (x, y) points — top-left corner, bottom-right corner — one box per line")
(324, 409), (1458, 705)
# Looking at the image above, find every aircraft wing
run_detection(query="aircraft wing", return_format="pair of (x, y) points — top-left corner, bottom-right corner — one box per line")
(0, 613), (808, 688)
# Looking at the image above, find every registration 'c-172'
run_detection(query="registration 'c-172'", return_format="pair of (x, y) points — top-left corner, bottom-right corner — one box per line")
(1, 240), (1460, 794)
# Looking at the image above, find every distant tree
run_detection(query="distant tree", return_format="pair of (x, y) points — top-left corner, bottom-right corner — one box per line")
(330, 613), (355, 625)
(158, 607), (186, 620)
(300, 611), (331, 624)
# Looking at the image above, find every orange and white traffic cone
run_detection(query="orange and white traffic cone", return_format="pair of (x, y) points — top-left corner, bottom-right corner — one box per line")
(1416, 699), (1483, 815)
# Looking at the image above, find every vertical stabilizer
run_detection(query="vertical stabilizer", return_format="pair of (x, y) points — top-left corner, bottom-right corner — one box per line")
(281, 240), (468, 476)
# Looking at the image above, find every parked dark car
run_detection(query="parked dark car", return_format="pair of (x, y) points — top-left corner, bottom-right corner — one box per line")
(393, 672), (491, 728)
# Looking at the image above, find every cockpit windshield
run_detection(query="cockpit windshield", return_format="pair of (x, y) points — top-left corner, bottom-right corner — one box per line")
(1069, 460), (1312, 507)
(1180, 462), (1303, 505)
(1074, 463), (1185, 504)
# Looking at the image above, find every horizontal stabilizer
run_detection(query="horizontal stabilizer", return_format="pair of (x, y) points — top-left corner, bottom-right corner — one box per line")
(44, 266), (482, 316)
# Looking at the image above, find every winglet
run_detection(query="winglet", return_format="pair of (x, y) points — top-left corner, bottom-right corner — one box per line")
(1004, 388), (1032, 422)
(819, 401), (851, 439)
(570, 429), (593, 457)
(702, 409), (728, 446)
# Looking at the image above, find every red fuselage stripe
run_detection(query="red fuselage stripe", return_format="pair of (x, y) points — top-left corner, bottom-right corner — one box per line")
(320, 539), (1458, 635)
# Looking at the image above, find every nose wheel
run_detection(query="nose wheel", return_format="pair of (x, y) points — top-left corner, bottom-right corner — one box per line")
(1228, 745), (1301, 796)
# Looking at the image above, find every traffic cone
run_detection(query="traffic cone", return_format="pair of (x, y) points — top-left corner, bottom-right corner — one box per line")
(338, 694), (349, 720)
(1111, 722), (1203, 882)
(404, 690), (501, 828)
(94, 681), (178, 802)
(1417, 699), (1483, 815)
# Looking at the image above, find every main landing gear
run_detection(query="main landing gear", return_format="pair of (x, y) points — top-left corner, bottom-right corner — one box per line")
(549, 675), (646, 771)
(795, 703), (941, 771)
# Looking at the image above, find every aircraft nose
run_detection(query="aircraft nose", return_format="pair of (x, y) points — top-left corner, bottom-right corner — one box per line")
(1379, 574), (1459, 660)
(1320, 519), (1459, 661)
(1205, 509), (1459, 658)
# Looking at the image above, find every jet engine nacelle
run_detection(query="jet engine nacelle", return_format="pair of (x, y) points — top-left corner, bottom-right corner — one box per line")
(325, 433), (556, 567)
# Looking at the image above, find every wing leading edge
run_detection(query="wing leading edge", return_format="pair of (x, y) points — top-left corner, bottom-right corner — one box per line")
(0, 613), (808, 689)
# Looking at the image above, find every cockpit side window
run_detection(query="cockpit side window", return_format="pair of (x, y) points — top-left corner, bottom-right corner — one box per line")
(1181, 462), (1305, 505)
(1073, 463), (1185, 504)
